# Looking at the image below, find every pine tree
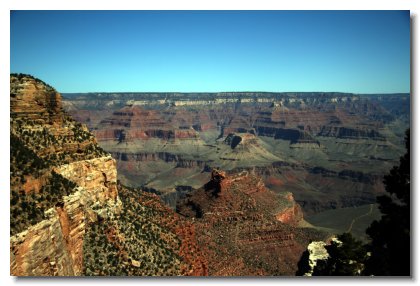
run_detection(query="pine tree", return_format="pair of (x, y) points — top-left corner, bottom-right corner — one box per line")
(364, 129), (410, 276)
(295, 249), (311, 276)
(312, 233), (367, 276)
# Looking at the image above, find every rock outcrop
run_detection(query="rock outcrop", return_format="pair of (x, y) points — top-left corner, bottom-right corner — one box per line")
(10, 157), (122, 276)
(303, 241), (329, 276)
(176, 170), (327, 275)
(10, 74), (62, 123)
(275, 193), (304, 225)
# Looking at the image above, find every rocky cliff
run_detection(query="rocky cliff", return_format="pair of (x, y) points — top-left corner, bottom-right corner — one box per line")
(11, 74), (62, 123)
(10, 74), (122, 276)
(10, 156), (121, 276)
(10, 74), (206, 276)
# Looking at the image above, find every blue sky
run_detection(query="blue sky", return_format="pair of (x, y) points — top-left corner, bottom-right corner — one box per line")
(10, 10), (410, 93)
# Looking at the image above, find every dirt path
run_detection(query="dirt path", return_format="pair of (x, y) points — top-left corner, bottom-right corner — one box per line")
(346, 204), (374, 233)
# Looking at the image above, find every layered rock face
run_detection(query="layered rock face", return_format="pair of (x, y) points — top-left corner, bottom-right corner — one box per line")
(10, 157), (121, 276)
(10, 75), (62, 123)
(53, 157), (118, 202)
(10, 74), (121, 276)
(93, 105), (201, 142)
(318, 126), (385, 140)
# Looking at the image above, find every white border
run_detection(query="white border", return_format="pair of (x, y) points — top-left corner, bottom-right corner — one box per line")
(2, 0), (420, 11)
(2, 1), (419, 285)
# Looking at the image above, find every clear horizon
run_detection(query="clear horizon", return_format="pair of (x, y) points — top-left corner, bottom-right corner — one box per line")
(11, 11), (410, 94)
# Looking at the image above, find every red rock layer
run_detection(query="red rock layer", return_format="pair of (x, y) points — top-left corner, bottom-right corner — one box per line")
(94, 105), (203, 141)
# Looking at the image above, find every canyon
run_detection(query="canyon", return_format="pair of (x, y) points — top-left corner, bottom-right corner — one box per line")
(11, 74), (332, 276)
(63, 90), (409, 240)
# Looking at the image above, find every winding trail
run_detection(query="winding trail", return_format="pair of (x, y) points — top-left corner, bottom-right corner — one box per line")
(346, 204), (374, 233)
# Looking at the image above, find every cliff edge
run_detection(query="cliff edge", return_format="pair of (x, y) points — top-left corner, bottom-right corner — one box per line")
(10, 74), (206, 276)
